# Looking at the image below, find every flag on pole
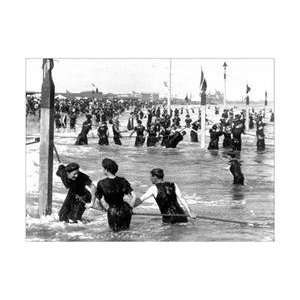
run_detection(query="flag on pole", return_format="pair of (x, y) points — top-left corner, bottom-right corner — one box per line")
(245, 84), (250, 105)
(163, 81), (168, 87)
(246, 84), (251, 94)
(200, 68), (204, 87)
(185, 94), (189, 103)
(265, 91), (268, 106)
(200, 79), (207, 105)
(201, 79), (207, 93)
(200, 68), (207, 105)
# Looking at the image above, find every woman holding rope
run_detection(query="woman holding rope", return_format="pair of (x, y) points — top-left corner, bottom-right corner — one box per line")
(134, 168), (195, 224)
(56, 163), (96, 223)
(86, 158), (136, 232)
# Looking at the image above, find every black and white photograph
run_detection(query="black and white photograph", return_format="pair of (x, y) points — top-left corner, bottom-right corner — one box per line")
(25, 58), (274, 241)
(3, 1), (300, 300)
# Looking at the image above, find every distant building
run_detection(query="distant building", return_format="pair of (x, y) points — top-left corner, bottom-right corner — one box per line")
(141, 93), (159, 103)
(152, 93), (159, 102)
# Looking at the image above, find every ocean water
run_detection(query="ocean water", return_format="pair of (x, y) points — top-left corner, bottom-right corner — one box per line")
(25, 105), (274, 241)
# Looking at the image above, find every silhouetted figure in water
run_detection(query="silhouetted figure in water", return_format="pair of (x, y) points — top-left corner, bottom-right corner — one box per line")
(130, 120), (146, 147)
(208, 124), (222, 150)
(69, 110), (77, 130)
(185, 114), (192, 128)
(112, 119), (122, 145)
(190, 121), (200, 142)
(146, 124), (158, 147)
(75, 114), (92, 145)
(160, 126), (171, 146)
(54, 111), (62, 130)
(256, 117), (265, 151)
(165, 130), (186, 148)
(228, 153), (244, 185)
(127, 112), (135, 130)
(97, 121), (109, 145)
(249, 114), (254, 129)
(231, 115), (245, 151)
(222, 122), (232, 148)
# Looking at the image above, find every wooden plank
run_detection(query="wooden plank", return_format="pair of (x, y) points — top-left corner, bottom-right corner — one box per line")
(39, 59), (55, 217)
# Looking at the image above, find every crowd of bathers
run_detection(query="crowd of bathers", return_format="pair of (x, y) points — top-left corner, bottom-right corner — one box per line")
(26, 95), (274, 152)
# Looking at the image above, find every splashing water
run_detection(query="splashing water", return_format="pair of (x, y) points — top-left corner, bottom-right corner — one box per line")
(26, 106), (274, 241)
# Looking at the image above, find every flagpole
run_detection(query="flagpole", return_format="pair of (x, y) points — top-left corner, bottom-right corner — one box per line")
(168, 58), (172, 114)
(264, 91), (267, 118)
(223, 62), (227, 109)
(245, 84), (250, 131)
(199, 68), (207, 149)
(246, 105), (249, 131)
(201, 103), (206, 149)
(200, 85), (206, 149)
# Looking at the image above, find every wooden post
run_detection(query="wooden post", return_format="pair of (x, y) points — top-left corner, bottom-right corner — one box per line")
(39, 58), (55, 217)
(200, 92), (206, 149)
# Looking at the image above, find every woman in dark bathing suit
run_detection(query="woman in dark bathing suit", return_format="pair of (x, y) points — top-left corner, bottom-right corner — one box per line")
(130, 120), (145, 147)
(87, 158), (136, 232)
(134, 168), (195, 224)
(57, 163), (96, 223)
(97, 121), (109, 145)
(146, 124), (158, 147)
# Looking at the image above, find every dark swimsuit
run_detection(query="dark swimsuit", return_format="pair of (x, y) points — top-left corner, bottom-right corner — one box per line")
(208, 128), (222, 150)
(96, 177), (133, 232)
(154, 182), (188, 223)
(97, 125), (109, 145)
(190, 122), (199, 142)
(75, 121), (92, 145)
(146, 128), (157, 147)
(134, 126), (146, 146)
(56, 166), (92, 223)
(232, 122), (244, 151)
(112, 125), (122, 145)
(165, 132), (183, 148)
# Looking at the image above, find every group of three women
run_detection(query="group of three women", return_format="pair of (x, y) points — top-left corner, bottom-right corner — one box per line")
(56, 158), (195, 232)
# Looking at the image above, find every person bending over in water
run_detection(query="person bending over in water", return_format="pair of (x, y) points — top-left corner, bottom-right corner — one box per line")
(87, 158), (136, 232)
(57, 163), (96, 223)
(134, 168), (195, 223)
(165, 130), (186, 148)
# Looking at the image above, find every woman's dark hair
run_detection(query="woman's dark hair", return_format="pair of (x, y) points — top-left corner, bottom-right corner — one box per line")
(150, 168), (164, 179)
(102, 158), (118, 175)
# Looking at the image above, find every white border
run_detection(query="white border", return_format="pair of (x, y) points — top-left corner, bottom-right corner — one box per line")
(1, 1), (300, 299)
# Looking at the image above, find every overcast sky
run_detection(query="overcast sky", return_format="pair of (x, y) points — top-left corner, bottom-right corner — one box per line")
(26, 58), (274, 102)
